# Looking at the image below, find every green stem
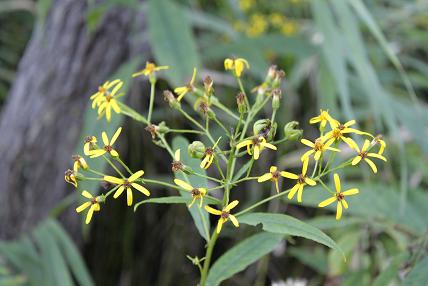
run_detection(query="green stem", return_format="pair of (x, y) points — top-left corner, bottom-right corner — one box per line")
(147, 79), (156, 123)
(189, 171), (223, 183)
(116, 157), (133, 175)
(103, 155), (125, 178)
(140, 178), (180, 190)
(235, 189), (292, 217)
(168, 129), (204, 135)
(200, 230), (219, 286)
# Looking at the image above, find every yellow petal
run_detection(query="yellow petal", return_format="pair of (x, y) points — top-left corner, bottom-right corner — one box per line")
(318, 196), (337, 207)
(288, 184), (299, 200)
(302, 158), (309, 176)
(334, 173), (341, 193)
(280, 171), (299, 180)
(269, 166), (277, 173)
(104, 176), (124, 185)
(102, 131), (109, 146)
(236, 139), (252, 150)
(342, 137), (358, 150)
(89, 149), (106, 158)
(229, 215), (239, 227)
(225, 200), (239, 212)
(301, 139), (315, 148)
(174, 149), (180, 161)
(261, 142), (277, 150)
(367, 153), (387, 161)
(110, 149), (119, 157)
(257, 173), (273, 182)
(111, 99), (121, 113)
(253, 145), (260, 160)
(361, 139), (370, 152)
(113, 186), (125, 198)
(205, 205), (222, 215)
(82, 190), (93, 199)
(85, 206), (95, 224)
(342, 188), (359, 196)
(76, 202), (91, 213)
(127, 187), (133, 206)
(297, 184), (304, 203)
(341, 199), (349, 209)
(351, 156), (362, 165)
(200, 155), (210, 169)
(105, 105), (111, 122)
(216, 219), (224, 234)
(305, 178), (317, 186)
(336, 202), (342, 220)
(110, 81), (123, 96)
(110, 127), (122, 146)
(174, 179), (193, 191)
(129, 170), (144, 182)
(131, 183), (150, 196)
(314, 151), (322, 161)
(364, 158), (378, 173)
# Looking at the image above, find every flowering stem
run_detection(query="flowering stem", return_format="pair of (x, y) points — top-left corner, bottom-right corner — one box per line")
(232, 176), (258, 185)
(103, 155), (125, 178)
(235, 189), (292, 217)
(200, 230), (219, 286)
(147, 80), (156, 123)
(213, 101), (240, 121)
(317, 179), (335, 195)
(214, 157), (226, 180)
(158, 134), (174, 157)
(140, 178), (180, 190)
(87, 168), (107, 177)
(189, 171), (223, 183)
(168, 129), (204, 135)
(236, 76), (250, 109)
(116, 157), (133, 175)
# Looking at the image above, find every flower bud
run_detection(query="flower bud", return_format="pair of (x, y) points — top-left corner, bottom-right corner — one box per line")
(265, 65), (277, 84)
(272, 70), (285, 88)
(188, 141), (206, 159)
(271, 88), (282, 110)
(96, 195), (106, 203)
(236, 92), (247, 114)
(158, 121), (169, 134)
(203, 76), (214, 95)
(163, 90), (180, 109)
(283, 121), (303, 141)
(253, 119), (275, 140)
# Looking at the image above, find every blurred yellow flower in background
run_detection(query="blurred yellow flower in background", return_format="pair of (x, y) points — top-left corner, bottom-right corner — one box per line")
(132, 61), (169, 78)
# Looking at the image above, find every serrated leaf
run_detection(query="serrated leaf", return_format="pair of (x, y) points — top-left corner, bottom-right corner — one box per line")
(205, 232), (283, 286)
(238, 213), (344, 258)
(147, 0), (200, 85)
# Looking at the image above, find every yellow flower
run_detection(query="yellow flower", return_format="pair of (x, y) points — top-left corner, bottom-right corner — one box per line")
(83, 136), (97, 156)
(236, 136), (277, 160)
(90, 127), (122, 158)
(224, 58), (250, 77)
(132, 61), (169, 78)
(270, 13), (285, 28)
(246, 14), (268, 38)
(309, 109), (338, 130)
(200, 138), (221, 170)
(76, 191), (101, 224)
(257, 166), (292, 193)
(318, 174), (359, 220)
(238, 0), (254, 11)
(351, 139), (387, 173)
(72, 155), (89, 172)
(205, 200), (239, 234)
(171, 149), (184, 172)
(322, 120), (367, 150)
(285, 158), (317, 202)
(90, 79), (121, 106)
(104, 170), (150, 206)
(174, 68), (197, 101)
(300, 138), (340, 161)
(174, 179), (207, 208)
(64, 169), (78, 188)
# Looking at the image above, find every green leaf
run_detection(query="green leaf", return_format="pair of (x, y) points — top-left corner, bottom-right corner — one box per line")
(147, 0), (200, 85)
(403, 256), (428, 286)
(231, 160), (253, 182)
(373, 252), (409, 286)
(172, 136), (210, 242)
(288, 247), (328, 274)
(238, 213), (344, 258)
(134, 196), (222, 211)
(47, 220), (94, 286)
(205, 232), (283, 286)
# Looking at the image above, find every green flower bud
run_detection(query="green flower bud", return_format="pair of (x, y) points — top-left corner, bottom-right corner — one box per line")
(163, 90), (181, 109)
(188, 141), (206, 159)
(283, 121), (303, 141)
(158, 121), (169, 134)
(253, 119), (276, 140)
(271, 88), (282, 110)
(236, 92), (247, 114)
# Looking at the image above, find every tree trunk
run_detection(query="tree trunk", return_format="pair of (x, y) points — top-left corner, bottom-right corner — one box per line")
(0, 0), (134, 239)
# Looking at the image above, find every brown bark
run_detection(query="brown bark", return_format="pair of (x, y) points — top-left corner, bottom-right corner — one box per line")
(0, 0), (134, 239)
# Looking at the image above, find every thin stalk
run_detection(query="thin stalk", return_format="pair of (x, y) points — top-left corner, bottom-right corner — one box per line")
(116, 157), (133, 175)
(147, 79), (156, 123)
(235, 189), (292, 217)
(200, 230), (219, 286)
(102, 155), (125, 178)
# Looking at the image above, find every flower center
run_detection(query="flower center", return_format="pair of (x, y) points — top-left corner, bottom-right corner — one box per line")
(91, 198), (98, 204)
(72, 154), (81, 161)
(191, 188), (201, 196)
(360, 151), (367, 159)
(332, 129), (342, 139)
(221, 211), (229, 219)
(171, 161), (183, 172)
(298, 174), (305, 184)
(98, 87), (107, 94)
(84, 136), (93, 143)
(338, 124), (345, 130)
(123, 180), (131, 188)
(336, 193), (345, 201)
(104, 145), (113, 152)
(272, 171), (280, 180)
(205, 148), (214, 156)
(314, 140), (323, 151)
